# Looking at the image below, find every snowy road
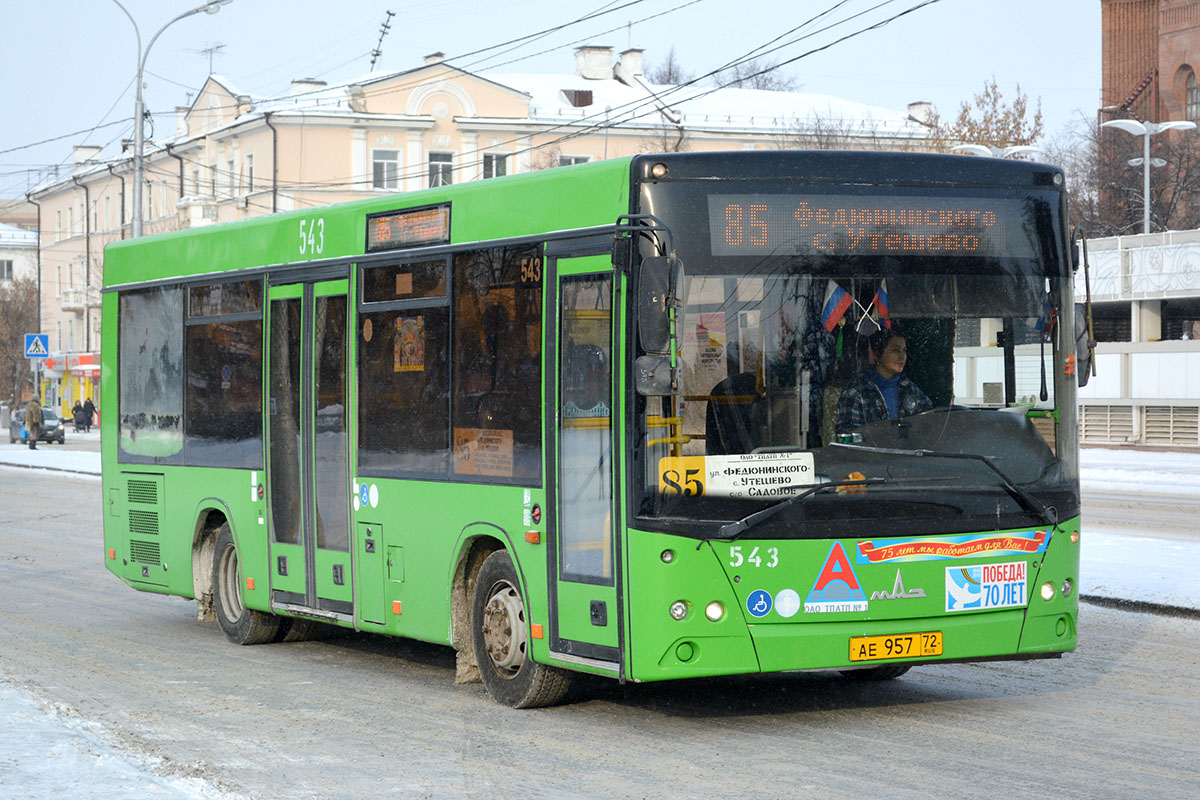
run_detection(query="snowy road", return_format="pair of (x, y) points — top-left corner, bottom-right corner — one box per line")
(1, 446), (1198, 797)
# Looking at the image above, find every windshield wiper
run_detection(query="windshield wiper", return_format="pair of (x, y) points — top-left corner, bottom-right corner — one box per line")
(830, 442), (1059, 526)
(712, 476), (886, 544)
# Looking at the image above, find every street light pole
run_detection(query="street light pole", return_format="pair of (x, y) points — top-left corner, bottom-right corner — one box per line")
(112, 0), (233, 238)
(1101, 118), (1197, 234)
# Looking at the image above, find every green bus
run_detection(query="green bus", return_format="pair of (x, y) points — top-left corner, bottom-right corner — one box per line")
(102, 151), (1084, 707)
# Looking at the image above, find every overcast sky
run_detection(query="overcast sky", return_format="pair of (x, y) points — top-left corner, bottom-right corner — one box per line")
(0, 0), (1101, 198)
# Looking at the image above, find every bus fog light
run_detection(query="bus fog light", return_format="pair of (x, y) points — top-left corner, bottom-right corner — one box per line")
(661, 549), (675, 563)
(1061, 578), (1073, 597)
(669, 601), (689, 620)
(1040, 581), (1056, 601)
(651, 162), (669, 178)
(704, 601), (724, 622)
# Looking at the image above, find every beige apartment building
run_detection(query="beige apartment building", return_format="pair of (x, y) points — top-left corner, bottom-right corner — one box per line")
(28, 46), (937, 416)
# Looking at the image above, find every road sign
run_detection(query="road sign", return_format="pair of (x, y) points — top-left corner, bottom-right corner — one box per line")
(24, 334), (49, 359)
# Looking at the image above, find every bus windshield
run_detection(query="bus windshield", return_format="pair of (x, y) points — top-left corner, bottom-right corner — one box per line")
(633, 181), (1078, 539)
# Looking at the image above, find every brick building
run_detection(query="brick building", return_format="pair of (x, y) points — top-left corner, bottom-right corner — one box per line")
(1101, 0), (1200, 122)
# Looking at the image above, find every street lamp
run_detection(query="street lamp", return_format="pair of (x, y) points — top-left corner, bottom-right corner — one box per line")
(1101, 118), (1197, 234)
(950, 144), (1041, 159)
(112, 0), (233, 238)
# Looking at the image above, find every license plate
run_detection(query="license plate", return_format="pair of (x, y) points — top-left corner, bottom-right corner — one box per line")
(849, 631), (943, 662)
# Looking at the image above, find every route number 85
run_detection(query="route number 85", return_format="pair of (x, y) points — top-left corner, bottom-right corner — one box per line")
(661, 468), (703, 496)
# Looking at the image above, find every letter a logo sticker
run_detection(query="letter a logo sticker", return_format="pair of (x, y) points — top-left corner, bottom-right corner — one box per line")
(804, 542), (868, 613)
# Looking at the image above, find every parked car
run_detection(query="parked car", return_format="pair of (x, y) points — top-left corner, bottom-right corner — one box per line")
(8, 407), (66, 444)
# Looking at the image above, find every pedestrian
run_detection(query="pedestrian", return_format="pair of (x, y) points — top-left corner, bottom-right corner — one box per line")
(73, 401), (86, 433)
(24, 397), (43, 450)
(82, 397), (96, 433)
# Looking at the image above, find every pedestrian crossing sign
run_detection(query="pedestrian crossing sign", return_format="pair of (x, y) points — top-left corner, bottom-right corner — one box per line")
(24, 333), (49, 359)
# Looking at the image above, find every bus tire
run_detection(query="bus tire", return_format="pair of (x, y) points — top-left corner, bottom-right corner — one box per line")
(840, 665), (911, 681)
(212, 524), (280, 645)
(471, 550), (571, 708)
(275, 617), (322, 643)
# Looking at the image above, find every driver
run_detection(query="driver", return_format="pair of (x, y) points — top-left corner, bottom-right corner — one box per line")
(835, 327), (931, 435)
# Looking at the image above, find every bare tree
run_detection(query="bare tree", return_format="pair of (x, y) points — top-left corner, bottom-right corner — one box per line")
(1042, 114), (1106, 235)
(933, 77), (1044, 149)
(0, 276), (39, 406)
(645, 46), (693, 85)
(774, 110), (928, 153)
(1054, 113), (1200, 235)
(715, 57), (798, 92)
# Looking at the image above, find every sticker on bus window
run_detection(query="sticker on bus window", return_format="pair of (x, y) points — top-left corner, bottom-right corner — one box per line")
(454, 428), (514, 477)
(658, 452), (815, 498)
(394, 316), (425, 372)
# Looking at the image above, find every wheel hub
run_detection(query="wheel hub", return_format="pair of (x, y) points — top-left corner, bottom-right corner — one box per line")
(481, 581), (527, 677)
(217, 544), (245, 622)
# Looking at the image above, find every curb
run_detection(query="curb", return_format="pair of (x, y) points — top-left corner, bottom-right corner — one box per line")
(1080, 595), (1200, 619)
(0, 461), (101, 477)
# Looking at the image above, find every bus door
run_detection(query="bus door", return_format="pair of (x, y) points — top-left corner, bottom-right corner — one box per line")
(546, 238), (621, 671)
(265, 278), (352, 620)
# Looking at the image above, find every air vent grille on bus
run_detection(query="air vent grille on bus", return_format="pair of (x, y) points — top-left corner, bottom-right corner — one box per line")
(127, 479), (159, 505)
(128, 509), (160, 536)
(129, 539), (161, 565)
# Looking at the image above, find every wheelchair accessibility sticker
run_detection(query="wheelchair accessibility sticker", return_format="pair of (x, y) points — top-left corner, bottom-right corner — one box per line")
(746, 589), (772, 618)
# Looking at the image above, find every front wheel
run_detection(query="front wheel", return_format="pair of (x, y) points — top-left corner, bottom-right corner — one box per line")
(212, 524), (280, 645)
(840, 665), (911, 681)
(471, 550), (571, 708)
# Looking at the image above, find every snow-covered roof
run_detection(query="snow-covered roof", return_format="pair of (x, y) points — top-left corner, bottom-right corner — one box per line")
(483, 71), (930, 138)
(0, 221), (37, 246)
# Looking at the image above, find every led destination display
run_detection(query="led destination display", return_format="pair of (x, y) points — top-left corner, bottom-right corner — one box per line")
(708, 194), (1038, 258)
(367, 204), (451, 252)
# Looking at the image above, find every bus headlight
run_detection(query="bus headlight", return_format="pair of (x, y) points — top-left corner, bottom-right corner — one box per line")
(1040, 581), (1057, 601)
(669, 600), (689, 620)
(704, 601), (725, 622)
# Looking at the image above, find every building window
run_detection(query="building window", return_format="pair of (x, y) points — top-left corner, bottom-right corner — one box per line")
(483, 153), (507, 179)
(559, 155), (589, 167)
(56, 210), (61, 242)
(245, 153), (255, 193)
(0, 260), (12, 281)
(429, 152), (453, 187)
(1188, 69), (1200, 121)
(372, 149), (400, 190)
(145, 182), (153, 220)
(105, 196), (111, 230)
(191, 167), (201, 197)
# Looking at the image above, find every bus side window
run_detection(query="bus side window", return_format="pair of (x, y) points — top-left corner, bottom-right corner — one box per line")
(451, 245), (542, 483)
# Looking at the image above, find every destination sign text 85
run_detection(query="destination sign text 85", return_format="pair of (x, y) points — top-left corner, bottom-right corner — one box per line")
(707, 194), (1036, 258)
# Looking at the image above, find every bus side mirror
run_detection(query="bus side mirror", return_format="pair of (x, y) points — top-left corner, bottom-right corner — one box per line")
(637, 256), (671, 355)
(1074, 302), (1093, 388)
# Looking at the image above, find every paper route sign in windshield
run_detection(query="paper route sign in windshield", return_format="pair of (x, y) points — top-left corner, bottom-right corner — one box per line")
(658, 452), (816, 498)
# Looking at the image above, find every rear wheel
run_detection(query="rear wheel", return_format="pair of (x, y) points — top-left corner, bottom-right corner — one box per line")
(472, 550), (571, 708)
(213, 524), (280, 645)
